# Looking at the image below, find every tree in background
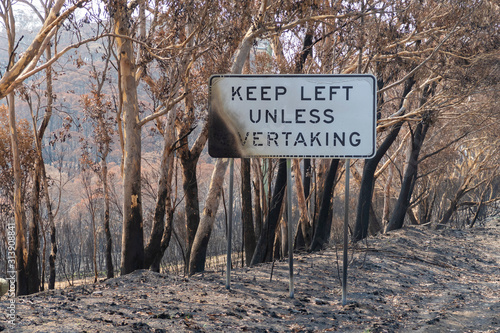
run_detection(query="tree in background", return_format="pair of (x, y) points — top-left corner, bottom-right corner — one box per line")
(80, 36), (116, 278)
(351, 0), (500, 240)
(0, 104), (36, 295)
(0, 0), (94, 295)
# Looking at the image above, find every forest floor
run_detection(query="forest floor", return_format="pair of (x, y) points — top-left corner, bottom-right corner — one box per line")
(2, 218), (499, 333)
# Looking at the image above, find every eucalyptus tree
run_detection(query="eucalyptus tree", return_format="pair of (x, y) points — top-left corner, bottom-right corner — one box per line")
(352, 0), (500, 240)
(141, 0), (252, 272)
(80, 35), (116, 278)
(107, 0), (144, 275)
(106, 0), (225, 274)
(0, 0), (95, 295)
(385, 0), (500, 233)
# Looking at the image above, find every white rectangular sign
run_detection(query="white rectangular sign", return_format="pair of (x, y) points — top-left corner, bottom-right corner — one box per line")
(208, 75), (376, 159)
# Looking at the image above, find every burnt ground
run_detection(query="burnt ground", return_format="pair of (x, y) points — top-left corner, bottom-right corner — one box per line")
(2, 218), (499, 332)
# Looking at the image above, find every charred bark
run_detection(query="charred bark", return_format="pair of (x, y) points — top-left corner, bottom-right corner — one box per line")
(386, 83), (435, 232)
(149, 206), (174, 272)
(102, 157), (114, 278)
(146, 113), (176, 271)
(353, 77), (415, 242)
(386, 119), (430, 232)
(309, 159), (339, 252)
(144, 169), (170, 270)
(7, 92), (29, 296)
(148, 156), (175, 272)
(27, 162), (41, 294)
(251, 159), (287, 265)
(114, 0), (144, 275)
(241, 158), (256, 266)
(181, 155), (200, 268)
(189, 158), (230, 275)
(252, 160), (263, 240)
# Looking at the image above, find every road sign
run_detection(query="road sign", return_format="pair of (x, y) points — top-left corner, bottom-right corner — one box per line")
(208, 74), (376, 159)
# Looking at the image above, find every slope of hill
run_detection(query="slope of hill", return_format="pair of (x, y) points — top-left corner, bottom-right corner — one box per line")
(3, 219), (499, 332)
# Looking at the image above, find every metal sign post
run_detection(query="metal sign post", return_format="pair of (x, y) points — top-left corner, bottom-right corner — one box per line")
(342, 159), (350, 306)
(286, 159), (294, 298)
(226, 158), (234, 290)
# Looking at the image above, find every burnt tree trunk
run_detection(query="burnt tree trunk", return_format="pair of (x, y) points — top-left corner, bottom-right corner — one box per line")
(47, 214), (57, 289)
(148, 148), (175, 273)
(251, 159), (287, 265)
(252, 160), (263, 240)
(149, 205), (174, 272)
(28, 162), (41, 294)
(102, 156), (114, 278)
(436, 181), (473, 229)
(177, 92), (207, 273)
(43, 49), (57, 290)
(353, 77), (415, 242)
(146, 112), (177, 272)
(309, 159), (339, 252)
(28, 50), (55, 292)
(386, 119), (430, 232)
(113, 0), (144, 275)
(189, 158), (230, 274)
(7, 92), (29, 296)
(241, 158), (256, 266)
(386, 83), (435, 232)
(180, 154), (200, 270)
(144, 122), (175, 270)
(353, 124), (405, 242)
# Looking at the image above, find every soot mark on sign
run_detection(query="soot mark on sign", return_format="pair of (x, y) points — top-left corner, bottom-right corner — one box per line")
(208, 89), (243, 158)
